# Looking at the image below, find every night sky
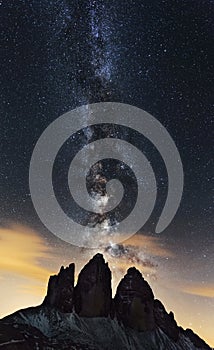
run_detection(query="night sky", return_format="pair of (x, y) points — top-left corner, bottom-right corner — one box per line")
(0, 0), (213, 346)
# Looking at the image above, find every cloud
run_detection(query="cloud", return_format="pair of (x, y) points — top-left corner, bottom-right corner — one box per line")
(0, 223), (54, 284)
(103, 233), (173, 277)
(124, 233), (174, 258)
(101, 233), (174, 290)
(180, 283), (214, 298)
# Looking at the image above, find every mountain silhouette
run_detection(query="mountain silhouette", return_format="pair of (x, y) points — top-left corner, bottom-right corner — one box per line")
(0, 253), (211, 350)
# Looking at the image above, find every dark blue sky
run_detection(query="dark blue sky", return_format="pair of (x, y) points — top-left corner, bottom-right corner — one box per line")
(0, 0), (213, 283)
(0, 0), (214, 345)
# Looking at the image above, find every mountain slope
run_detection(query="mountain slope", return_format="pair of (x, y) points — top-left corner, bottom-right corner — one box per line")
(0, 254), (211, 350)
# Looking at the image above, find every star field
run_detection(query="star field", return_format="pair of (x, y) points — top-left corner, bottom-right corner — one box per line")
(0, 0), (213, 345)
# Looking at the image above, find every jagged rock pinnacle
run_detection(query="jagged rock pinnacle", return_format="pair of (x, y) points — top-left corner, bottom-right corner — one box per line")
(1, 254), (211, 350)
(74, 253), (112, 317)
(43, 263), (75, 313)
(114, 266), (155, 331)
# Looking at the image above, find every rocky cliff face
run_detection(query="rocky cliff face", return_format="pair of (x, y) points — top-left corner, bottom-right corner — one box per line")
(0, 254), (212, 350)
(114, 267), (155, 331)
(43, 263), (75, 313)
(154, 299), (179, 341)
(74, 253), (112, 317)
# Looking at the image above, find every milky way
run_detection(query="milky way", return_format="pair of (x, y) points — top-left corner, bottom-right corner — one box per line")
(0, 0), (213, 345)
(0, 0), (213, 287)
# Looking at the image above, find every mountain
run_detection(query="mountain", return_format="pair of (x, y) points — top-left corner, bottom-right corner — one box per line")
(0, 253), (211, 350)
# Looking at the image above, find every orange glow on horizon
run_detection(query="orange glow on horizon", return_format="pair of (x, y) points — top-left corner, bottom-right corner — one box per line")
(0, 225), (213, 347)
(0, 223), (54, 316)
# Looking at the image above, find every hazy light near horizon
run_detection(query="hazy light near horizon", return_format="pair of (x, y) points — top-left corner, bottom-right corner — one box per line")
(0, 223), (213, 347)
(0, 223), (54, 317)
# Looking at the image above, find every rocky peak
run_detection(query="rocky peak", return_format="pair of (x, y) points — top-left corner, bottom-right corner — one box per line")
(1, 254), (212, 350)
(74, 253), (112, 317)
(114, 266), (155, 331)
(43, 263), (74, 313)
(40, 254), (211, 350)
(154, 299), (179, 341)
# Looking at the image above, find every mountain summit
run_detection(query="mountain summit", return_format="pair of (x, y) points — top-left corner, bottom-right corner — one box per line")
(0, 254), (211, 350)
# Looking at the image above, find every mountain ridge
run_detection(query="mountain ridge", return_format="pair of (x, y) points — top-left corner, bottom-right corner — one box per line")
(0, 253), (212, 350)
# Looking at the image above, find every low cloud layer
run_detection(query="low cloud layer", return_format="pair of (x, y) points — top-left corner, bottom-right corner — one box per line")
(0, 223), (54, 295)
